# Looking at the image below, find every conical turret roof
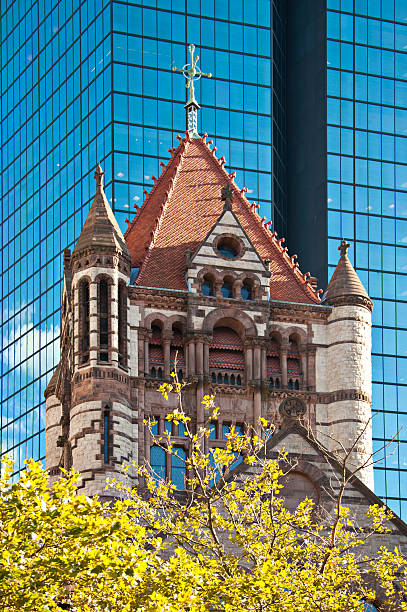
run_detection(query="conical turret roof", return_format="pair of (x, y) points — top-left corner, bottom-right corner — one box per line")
(323, 240), (372, 310)
(73, 165), (130, 259)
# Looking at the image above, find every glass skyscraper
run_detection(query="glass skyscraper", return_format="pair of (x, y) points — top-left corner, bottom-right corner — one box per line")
(0, 0), (278, 473)
(1, 0), (406, 519)
(287, 0), (407, 517)
(326, 0), (407, 518)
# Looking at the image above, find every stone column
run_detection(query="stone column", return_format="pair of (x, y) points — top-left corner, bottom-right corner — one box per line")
(188, 340), (196, 376)
(196, 339), (204, 375)
(196, 381), (204, 429)
(253, 346), (261, 380)
(261, 346), (267, 381)
(214, 281), (223, 298)
(138, 334), (145, 377)
(163, 336), (171, 379)
(204, 340), (210, 376)
(254, 388), (261, 434)
(307, 346), (316, 391)
(280, 342), (288, 388)
(233, 279), (243, 299)
(245, 345), (253, 381)
(144, 339), (149, 376)
(110, 281), (118, 367)
(89, 280), (98, 366)
(300, 348), (307, 389)
(73, 285), (80, 369)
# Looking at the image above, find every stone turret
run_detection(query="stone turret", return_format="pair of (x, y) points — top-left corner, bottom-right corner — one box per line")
(323, 240), (373, 488)
(46, 166), (135, 498)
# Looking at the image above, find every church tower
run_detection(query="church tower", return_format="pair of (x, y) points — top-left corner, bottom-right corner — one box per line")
(45, 44), (376, 498)
(46, 166), (135, 498)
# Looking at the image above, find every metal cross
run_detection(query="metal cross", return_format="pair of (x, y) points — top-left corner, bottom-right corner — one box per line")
(172, 44), (212, 137)
(339, 238), (350, 257)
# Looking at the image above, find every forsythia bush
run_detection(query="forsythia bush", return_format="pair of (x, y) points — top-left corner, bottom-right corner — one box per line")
(0, 384), (405, 611)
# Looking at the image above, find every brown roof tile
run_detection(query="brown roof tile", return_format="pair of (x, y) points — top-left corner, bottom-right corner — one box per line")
(125, 135), (320, 305)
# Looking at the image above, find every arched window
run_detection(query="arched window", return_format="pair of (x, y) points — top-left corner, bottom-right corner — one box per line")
(201, 276), (214, 296)
(103, 408), (110, 463)
(178, 422), (187, 437)
(150, 445), (165, 483)
(149, 323), (164, 377)
(209, 326), (245, 385)
(279, 471), (319, 513)
(288, 336), (302, 385)
(222, 423), (243, 468)
(267, 336), (281, 382)
(171, 447), (186, 490)
(221, 280), (233, 298)
(241, 281), (253, 300)
(99, 280), (109, 362)
(80, 281), (90, 364)
(118, 282), (127, 367)
(171, 324), (185, 375)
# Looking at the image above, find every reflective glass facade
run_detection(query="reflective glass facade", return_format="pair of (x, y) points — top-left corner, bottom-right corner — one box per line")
(4, 0), (405, 519)
(326, 0), (407, 517)
(1, 0), (279, 472)
(1, 0), (113, 471)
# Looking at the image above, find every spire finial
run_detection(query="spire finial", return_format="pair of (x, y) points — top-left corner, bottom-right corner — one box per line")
(221, 184), (234, 211)
(339, 238), (350, 258)
(172, 43), (212, 138)
(94, 164), (104, 191)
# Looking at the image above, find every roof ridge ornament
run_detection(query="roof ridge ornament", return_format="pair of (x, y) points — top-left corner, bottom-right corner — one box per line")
(221, 184), (234, 211)
(94, 163), (104, 191)
(172, 43), (212, 138)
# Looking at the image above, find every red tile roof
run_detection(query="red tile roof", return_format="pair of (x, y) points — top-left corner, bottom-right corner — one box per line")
(149, 346), (164, 363)
(211, 327), (244, 349)
(125, 134), (321, 305)
(170, 348), (185, 366)
(209, 349), (245, 370)
(287, 358), (301, 375)
(267, 356), (281, 373)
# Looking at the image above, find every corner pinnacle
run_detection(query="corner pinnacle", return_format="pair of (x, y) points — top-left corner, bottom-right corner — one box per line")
(94, 164), (104, 191)
(339, 238), (350, 258)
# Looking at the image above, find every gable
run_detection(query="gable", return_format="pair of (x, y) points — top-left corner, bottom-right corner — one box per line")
(124, 134), (321, 305)
(237, 422), (407, 537)
(187, 208), (271, 301)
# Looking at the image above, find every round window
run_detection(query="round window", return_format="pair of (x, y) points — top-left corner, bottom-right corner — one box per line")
(217, 237), (240, 259)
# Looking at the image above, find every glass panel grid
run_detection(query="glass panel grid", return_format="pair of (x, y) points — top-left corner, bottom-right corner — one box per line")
(0, 0), (278, 476)
(327, 1), (407, 517)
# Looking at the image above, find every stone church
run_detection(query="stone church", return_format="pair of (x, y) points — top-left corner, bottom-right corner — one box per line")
(45, 120), (407, 560)
(44, 123), (374, 488)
